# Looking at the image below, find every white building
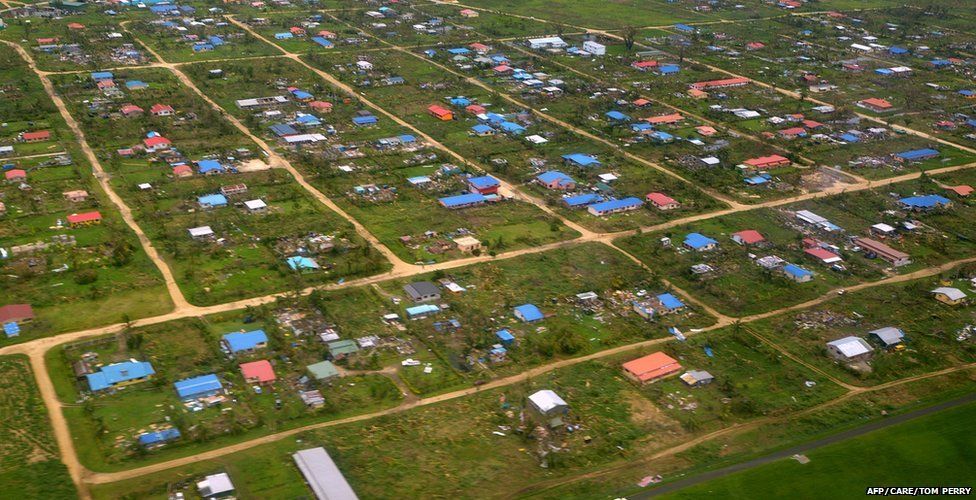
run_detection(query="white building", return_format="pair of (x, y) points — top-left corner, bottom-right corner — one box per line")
(197, 473), (235, 498)
(293, 447), (359, 500)
(582, 40), (606, 56)
(528, 36), (568, 50)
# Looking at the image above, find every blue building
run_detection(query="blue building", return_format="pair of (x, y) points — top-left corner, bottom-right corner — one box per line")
(439, 193), (487, 209)
(656, 293), (685, 312)
(90, 71), (113, 81)
(352, 115), (378, 126)
(138, 428), (181, 447)
(605, 110), (630, 122)
(406, 304), (440, 319)
(86, 361), (155, 392)
(198, 193), (228, 208)
(563, 193), (603, 208)
(562, 153), (601, 167)
(311, 37), (334, 48)
(174, 374), (223, 400)
(514, 304), (544, 322)
(536, 171), (575, 190)
(683, 232), (718, 251)
(287, 255), (320, 271)
(894, 148), (939, 162)
(782, 264), (814, 283)
(899, 195), (952, 210)
(222, 330), (268, 354)
(471, 124), (494, 136)
(197, 159), (225, 175)
(587, 197), (643, 216)
(496, 329), (515, 345)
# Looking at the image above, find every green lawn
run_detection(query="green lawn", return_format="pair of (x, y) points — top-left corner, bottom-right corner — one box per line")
(662, 400), (976, 498)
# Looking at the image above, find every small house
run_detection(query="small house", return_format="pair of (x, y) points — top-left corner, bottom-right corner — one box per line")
(622, 352), (682, 384)
(467, 175), (500, 195)
(240, 360), (276, 385)
(514, 304), (544, 323)
(174, 374), (224, 400)
(646, 192), (679, 210)
(536, 171), (576, 190)
(782, 264), (814, 283)
(63, 190), (89, 203)
(680, 370), (714, 387)
(931, 287), (967, 306)
(222, 329), (268, 355)
(683, 233), (717, 251)
(826, 336), (873, 362)
(453, 236), (482, 253)
(307, 360), (340, 382)
(327, 339), (359, 359)
(527, 389), (569, 427)
(67, 211), (102, 227)
(404, 281), (440, 303)
(731, 230), (764, 245)
(197, 472), (235, 498)
(869, 327), (905, 348)
(86, 360), (155, 392)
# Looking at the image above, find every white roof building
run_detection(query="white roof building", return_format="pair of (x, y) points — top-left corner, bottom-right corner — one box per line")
(244, 199), (268, 211)
(527, 389), (568, 415)
(188, 226), (214, 238)
(932, 287), (967, 301)
(528, 36), (568, 49)
(293, 447), (359, 500)
(197, 472), (235, 498)
(827, 336), (873, 360)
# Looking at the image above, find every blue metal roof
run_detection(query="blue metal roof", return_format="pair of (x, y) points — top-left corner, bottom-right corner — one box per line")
(447, 47), (471, 55)
(406, 304), (440, 317)
(174, 374), (222, 399)
(658, 64), (680, 74)
(562, 153), (601, 167)
(657, 293), (685, 310)
(197, 159), (224, 174)
(889, 46), (909, 54)
(91, 71), (113, 80)
(223, 330), (268, 353)
(275, 32), (294, 39)
(783, 264), (813, 278)
(296, 114), (321, 125)
(270, 123), (299, 137)
(138, 428), (181, 445)
(86, 361), (155, 392)
(563, 193), (603, 207)
(684, 232), (718, 249)
(398, 134), (416, 143)
(605, 111), (630, 121)
(209, 35), (224, 45)
(198, 194), (228, 207)
(674, 23), (694, 32)
(287, 255), (319, 270)
(514, 304), (544, 322)
(125, 80), (147, 89)
(895, 148), (939, 161)
(450, 97), (471, 106)
(439, 193), (486, 208)
(3, 322), (19, 337)
(352, 115), (378, 125)
(632, 123), (654, 132)
(468, 175), (499, 189)
(312, 36), (334, 48)
(839, 133), (860, 143)
(500, 121), (526, 134)
(471, 124), (494, 134)
(496, 329), (515, 342)
(899, 194), (951, 208)
(537, 171), (574, 186)
(291, 89), (313, 100)
(589, 197), (643, 213)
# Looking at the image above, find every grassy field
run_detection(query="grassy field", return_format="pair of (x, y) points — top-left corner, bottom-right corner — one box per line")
(661, 400), (976, 498)
(0, 355), (76, 499)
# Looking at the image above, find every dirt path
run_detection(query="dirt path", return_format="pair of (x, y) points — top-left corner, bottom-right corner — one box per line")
(2, 40), (190, 313)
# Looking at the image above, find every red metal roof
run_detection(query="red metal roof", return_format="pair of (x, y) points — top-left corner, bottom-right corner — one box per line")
(0, 304), (34, 324)
(646, 192), (677, 206)
(22, 130), (51, 141)
(623, 352), (682, 383)
(67, 211), (102, 224)
(733, 230), (764, 244)
(240, 360), (276, 383)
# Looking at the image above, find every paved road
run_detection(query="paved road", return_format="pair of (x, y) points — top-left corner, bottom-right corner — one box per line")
(634, 392), (976, 498)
